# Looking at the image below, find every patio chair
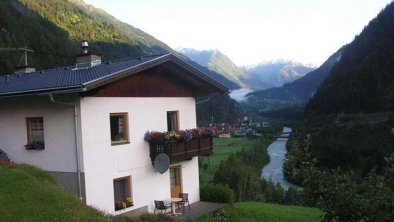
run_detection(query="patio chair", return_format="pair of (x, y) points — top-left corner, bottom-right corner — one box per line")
(154, 200), (171, 214)
(177, 193), (190, 213)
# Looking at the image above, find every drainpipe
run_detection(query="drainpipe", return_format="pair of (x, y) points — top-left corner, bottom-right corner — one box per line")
(49, 94), (82, 200)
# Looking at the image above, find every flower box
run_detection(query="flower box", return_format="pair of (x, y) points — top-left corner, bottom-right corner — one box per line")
(114, 198), (133, 211)
(24, 141), (45, 150)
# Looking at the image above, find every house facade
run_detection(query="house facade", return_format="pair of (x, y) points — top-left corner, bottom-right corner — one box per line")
(0, 49), (227, 215)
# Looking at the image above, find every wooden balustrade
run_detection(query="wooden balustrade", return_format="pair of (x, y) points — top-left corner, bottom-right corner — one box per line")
(149, 137), (213, 164)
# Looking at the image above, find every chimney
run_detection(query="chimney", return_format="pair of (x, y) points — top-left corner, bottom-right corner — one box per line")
(75, 41), (101, 69)
(14, 66), (36, 74)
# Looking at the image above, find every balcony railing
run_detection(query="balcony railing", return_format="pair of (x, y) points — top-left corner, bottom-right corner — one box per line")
(149, 137), (213, 163)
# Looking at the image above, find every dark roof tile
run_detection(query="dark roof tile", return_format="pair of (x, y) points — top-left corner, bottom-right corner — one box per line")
(0, 54), (168, 96)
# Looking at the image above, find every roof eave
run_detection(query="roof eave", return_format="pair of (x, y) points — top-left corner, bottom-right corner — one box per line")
(0, 86), (85, 98)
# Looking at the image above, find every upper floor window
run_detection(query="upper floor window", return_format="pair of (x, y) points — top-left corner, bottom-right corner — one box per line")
(167, 111), (179, 131)
(110, 113), (129, 145)
(25, 117), (45, 150)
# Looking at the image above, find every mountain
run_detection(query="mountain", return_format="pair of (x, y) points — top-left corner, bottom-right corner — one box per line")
(243, 61), (315, 90)
(179, 48), (314, 91)
(305, 2), (394, 115)
(179, 48), (247, 88)
(0, 0), (237, 89)
(246, 47), (345, 111)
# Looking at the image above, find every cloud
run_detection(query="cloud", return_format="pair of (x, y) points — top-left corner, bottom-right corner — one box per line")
(229, 88), (253, 102)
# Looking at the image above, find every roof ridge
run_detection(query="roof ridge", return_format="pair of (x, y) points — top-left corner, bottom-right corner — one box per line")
(102, 53), (170, 64)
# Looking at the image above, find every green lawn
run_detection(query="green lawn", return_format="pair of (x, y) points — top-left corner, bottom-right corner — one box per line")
(211, 137), (257, 165)
(191, 202), (323, 222)
(0, 163), (110, 222)
(199, 137), (256, 181)
(0, 163), (175, 222)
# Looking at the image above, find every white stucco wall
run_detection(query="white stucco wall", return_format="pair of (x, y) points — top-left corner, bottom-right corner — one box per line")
(0, 95), (78, 172)
(79, 97), (200, 214)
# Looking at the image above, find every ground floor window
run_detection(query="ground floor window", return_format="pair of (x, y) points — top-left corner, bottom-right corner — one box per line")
(114, 176), (133, 211)
(25, 117), (45, 150)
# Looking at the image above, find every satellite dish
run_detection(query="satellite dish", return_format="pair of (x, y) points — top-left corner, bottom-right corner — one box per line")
(153, 153), (170, 174)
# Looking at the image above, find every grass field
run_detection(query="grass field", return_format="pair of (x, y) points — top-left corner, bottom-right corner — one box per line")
(199, 137), (257, 181)
(191, 202), (323, 222)
(0, 163), (109, 222)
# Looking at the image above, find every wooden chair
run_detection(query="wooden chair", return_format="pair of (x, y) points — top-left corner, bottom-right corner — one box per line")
(177, 193), (190, 213)
(154, 200), (171, 214)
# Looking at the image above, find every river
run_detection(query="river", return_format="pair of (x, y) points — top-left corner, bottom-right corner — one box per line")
(261, 127), (300, 190)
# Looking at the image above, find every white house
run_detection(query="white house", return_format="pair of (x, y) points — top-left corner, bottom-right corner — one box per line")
(0, 45), (227, 215)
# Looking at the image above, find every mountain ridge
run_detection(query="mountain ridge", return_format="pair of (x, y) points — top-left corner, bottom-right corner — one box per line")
(179, 48), (314, 90)
(178, 48), (247, 88)
(243, 61), (315, 90)
(244, 46), (345, 111)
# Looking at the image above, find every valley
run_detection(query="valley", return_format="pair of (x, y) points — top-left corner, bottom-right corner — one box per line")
(0, 0), (393, 222)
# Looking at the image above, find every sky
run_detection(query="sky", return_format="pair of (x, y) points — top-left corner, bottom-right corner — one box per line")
(84, 0), (392, 67)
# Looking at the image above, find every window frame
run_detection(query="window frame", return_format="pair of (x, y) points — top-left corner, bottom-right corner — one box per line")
(110, 113), (129, 145)
(113, 176), (133, 211)
(25, 117), (45, 150)
(167, 111), (179, 131)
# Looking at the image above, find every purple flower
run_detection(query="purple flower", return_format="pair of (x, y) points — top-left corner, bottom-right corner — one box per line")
(144, 131), (151, 142)
(185, 129), (193, 142)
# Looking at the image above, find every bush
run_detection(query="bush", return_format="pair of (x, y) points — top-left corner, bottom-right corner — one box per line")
(261, 180), (285, 204)
(303, 159), (394, 222)
(200, 183), (234, 203)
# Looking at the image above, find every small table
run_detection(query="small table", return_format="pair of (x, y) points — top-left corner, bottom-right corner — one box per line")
(167, 197), (182, 216)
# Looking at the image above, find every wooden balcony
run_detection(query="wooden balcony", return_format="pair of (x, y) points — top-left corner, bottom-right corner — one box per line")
(149, 137), (213, 164)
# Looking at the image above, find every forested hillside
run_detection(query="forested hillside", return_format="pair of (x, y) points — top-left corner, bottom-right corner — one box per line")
(305, 2), (394, 115)
(0, 0), (238, 89)
(196, 93), (241, 126)
(0, 0), (168, 73)
(282, 5), (394, 220)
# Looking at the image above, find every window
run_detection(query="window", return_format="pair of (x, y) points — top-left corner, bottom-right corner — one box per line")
(110, 113), (129, 144)
(114, 176), (133, 211)
(167, 111), (179, 131)
(25, 117), (45, 150)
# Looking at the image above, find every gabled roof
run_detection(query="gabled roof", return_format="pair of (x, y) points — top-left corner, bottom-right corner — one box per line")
(0, 53), (228, 97)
